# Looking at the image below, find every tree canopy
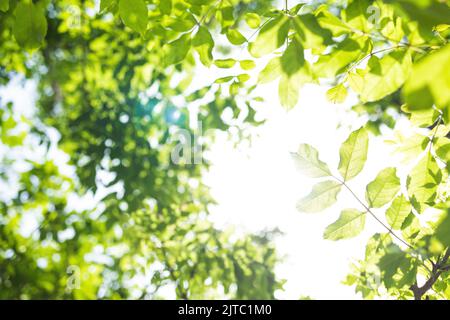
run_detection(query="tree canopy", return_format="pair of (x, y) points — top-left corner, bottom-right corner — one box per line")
(1, 0), (450, 300)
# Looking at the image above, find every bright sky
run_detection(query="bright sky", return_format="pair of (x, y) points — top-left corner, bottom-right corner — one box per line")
(205, 80), (414, 299)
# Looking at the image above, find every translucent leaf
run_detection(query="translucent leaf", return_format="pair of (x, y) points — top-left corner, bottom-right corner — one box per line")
(378, 244), (409, 289)
(214, 59), (236, 68)
(365, 168), (400, 208)
(297, 180), (342, 213)
(119, 0), (148, 34)
(163, 33), (191, 66)
(249, 14), (290, 58)
(280, 38), (304, 76)
(239, 60), (256, 70)
(323, 209), (366, 240)
(436, 213), (450, 247)
(292, 144), (332, 178)
(359, 50), (412, 102)
(226, 29), (247, 45)
(326, 83), (348, 104)
(436, 137), (450, 161)
(245, 13), (261, 29)
(279, 73), (299, 109)
(214, 76), (234, 84)
(12, 2), (47, 50)
(341, 0), (371, 32)
(401, 104), (439, 128)
(403, 44), (450, 110)
(407, 152), (442, 212)
(386, 195), (411, 230)
(316, 7), (352, 37)
(338, 127), (369, 181)
(258, 57), (282, 84)
(314, 38), (366, 78)
(291, 14), (332, 50)
(192, 26), (214, 67)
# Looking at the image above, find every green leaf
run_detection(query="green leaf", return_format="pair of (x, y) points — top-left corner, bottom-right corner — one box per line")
(436, 137), (450, 161)
(297, 180), (342, 213)
(0, 0), (9, 12)
(359, 50), (412, 102)
(279, 73), (300, 109)
(365, 168), (400, 208)
(347, 69), (365, 94)
(226, 29), (247, 45)
(249, 14), (290, 58)
(292, 144), (332, 178)
(386, 195), (411, 230)
(119, 0), (148, 34)
(258, 57), (282, 84)
(407, 152), (442, 212)
(326, 83), (348, 104)
(403, 44), (450, 110)
(214, 59), (236, 68)
(341, 0), (371, 32)
(435, 212), (450, 247)
(338, 127), (369, 181)
(435, 24), (450, 32)
(12, 2), (47, 50)
(316, 7), (352, 37)
(214, 76), (234, 84)
(159, 0), (172, 15)
(245, 13), (261, 29)
(192, 26), (214, 67)
(236, 73), (250, 83)
(239, 60), (256, 70)
(314, 38), (367, 78)
(323, 209), (366, 240)
(100, 0), (116, 13)
(378, 244), (409, 289)
(281, 38), (305, 76)
(292, 14), (332, 50)
(163, 33), (191, 66)
(401, 104), (439, 128)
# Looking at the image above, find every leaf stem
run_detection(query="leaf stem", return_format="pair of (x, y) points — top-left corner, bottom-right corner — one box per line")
(332, 175), (415, 251)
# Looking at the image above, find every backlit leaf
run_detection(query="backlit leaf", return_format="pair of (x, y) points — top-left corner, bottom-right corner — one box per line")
(365, 168), (400, 208)
(386, 195), (411, 230)
(338, 127), (369, 181)
(119, 0), (148, 34)
(297, 180), (342, 213)
(324, 209), (366, 240)
(292, 144), (332, 178)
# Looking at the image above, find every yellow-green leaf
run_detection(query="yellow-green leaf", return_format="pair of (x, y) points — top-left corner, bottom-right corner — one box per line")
(365, 168), (400, 208)
(297, 180), (342, 213)
(324, 209), (366, 240)
(192, 26), (214, 67)
(386, 195), (411, 230)
(407, 152), (442, 212)
(13, 2), (47, 50)
(119, 0), (148, 35)
(249, 14), (290, 58)
(326, 83), (348, 104)
(292, 144), (332, 178)
(245, 13), (261, 29)
(403, 44), (450, 110)
(360, 50), (412, 102)
(338, 127), (369, 181)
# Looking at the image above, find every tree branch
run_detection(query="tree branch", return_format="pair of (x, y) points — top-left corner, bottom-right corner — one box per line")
(410, 248), (450, 300)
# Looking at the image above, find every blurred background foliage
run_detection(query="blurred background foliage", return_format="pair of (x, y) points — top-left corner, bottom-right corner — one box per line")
(0, 0), (282, 299)
(1, 0), (450, 300)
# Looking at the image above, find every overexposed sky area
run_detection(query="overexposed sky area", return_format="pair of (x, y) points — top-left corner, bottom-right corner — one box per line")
(205, 80), (418, 299)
